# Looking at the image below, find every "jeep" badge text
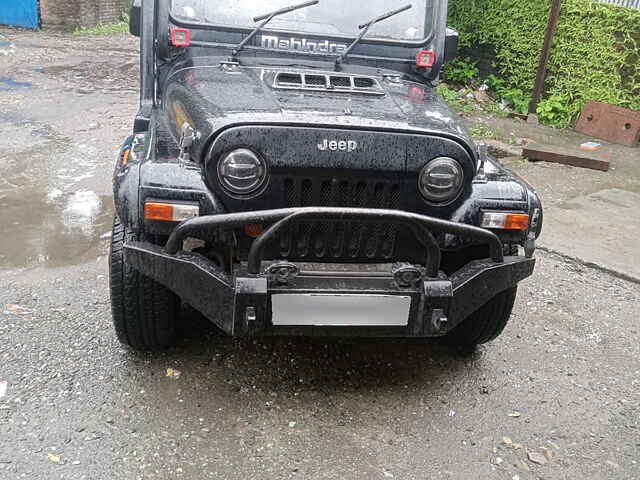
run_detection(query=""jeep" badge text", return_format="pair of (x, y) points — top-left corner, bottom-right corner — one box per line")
(317, 139), (358, 152)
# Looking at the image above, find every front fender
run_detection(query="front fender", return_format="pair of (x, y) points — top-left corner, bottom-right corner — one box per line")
(113, 135), (142, 233)
(446, 156), (542, 248)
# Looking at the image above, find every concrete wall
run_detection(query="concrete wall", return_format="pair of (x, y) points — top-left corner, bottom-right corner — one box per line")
(40, 0), (129, 29)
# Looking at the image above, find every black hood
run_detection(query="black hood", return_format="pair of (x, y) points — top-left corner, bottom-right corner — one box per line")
(162, 65), (476, 162)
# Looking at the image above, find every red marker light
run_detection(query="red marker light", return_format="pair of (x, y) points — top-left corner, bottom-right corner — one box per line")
(416, 50), (435, 68)
(408, 85), (425, 104)
(170, 28), (191, 47)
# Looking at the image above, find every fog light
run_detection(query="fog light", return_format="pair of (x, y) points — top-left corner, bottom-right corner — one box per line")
(481, 212), (530, 230)
(217, 148), (267, 195)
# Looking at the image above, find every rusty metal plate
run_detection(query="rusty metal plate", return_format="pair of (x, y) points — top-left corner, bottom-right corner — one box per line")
(576, 101), (640, 147)
(523, 143), (611, 171)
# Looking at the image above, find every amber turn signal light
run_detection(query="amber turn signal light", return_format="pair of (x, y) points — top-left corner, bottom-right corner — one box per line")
(144, 201), (199, 222)
(120, 148), (130, 166)
(481, 212), (530, 230)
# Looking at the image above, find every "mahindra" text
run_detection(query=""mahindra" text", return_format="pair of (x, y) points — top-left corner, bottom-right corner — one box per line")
(261, 35), (347, 54)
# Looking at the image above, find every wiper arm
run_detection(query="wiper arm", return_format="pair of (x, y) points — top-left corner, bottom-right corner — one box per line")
(231, 0), (320, 61)
(335, 4), (412, 70)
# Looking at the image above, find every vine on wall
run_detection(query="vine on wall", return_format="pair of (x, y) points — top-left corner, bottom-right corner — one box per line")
(448, 0), (640, 127)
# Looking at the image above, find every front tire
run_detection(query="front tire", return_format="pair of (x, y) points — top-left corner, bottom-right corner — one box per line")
(447, 287), (518, 347)
(109, 217), (179, 351)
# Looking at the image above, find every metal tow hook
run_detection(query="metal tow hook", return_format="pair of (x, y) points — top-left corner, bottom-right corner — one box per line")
(431, 309), (448, 332)
(266, 262), (300, 285)
(392, 263), (424, 288)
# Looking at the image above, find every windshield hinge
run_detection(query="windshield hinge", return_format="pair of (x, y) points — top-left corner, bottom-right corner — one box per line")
(474, 142), (488, 183)
(178, 123), (200, 166)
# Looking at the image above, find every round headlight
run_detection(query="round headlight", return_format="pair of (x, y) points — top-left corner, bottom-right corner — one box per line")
(217, 148), (267, 195)
(418, 157), (464, 204)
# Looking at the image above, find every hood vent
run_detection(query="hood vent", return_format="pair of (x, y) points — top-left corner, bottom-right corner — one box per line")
(273, 71), (384, 96)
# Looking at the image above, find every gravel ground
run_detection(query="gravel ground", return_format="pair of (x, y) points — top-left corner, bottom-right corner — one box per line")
(2, 252), (639, 479)
(1, 27), (639, 480)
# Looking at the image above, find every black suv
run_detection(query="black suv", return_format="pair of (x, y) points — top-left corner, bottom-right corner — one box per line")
(111, 0), (543, 351)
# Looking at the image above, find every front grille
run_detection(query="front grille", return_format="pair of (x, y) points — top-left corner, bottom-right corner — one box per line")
(279, 177), (401, 260)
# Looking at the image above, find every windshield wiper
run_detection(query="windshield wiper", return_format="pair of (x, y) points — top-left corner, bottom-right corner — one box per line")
(335, 4), (412, 70)
(231, 0), (320, 61)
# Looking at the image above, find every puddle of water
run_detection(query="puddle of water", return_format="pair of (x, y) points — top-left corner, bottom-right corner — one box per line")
(0, 77), (33, 91)
(0, 187), (113, 270)
(0, 118), (114, 270)
(0, 41), (10, 48)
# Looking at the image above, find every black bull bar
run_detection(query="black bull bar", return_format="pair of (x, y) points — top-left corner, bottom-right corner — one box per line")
(125, 208), (535, 337)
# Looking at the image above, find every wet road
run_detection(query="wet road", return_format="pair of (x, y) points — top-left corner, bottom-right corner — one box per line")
(1, 29), (639, 480)
(0, 30), (136, 269)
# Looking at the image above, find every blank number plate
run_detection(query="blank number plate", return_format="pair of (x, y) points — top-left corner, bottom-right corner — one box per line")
(271, 293), (411, 327)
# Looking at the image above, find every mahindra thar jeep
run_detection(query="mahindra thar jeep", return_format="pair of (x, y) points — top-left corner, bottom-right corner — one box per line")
(111, 0), (543, 351)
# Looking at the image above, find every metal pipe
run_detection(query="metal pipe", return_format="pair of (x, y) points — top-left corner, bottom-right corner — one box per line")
(165, 207), (505, 271)
(529, 0), (563, 114)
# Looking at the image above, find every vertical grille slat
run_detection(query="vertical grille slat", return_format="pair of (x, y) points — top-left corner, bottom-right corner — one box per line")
(279, 176), (401, 261)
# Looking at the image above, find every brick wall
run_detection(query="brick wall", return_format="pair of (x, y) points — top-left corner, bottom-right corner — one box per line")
(41, 0), (129, 29)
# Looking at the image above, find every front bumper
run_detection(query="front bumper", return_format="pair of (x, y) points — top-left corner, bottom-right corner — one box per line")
(125, 207), (535, 337)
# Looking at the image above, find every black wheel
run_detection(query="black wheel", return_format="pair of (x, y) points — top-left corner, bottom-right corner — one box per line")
(447, 287), (518, 347)
(109, 217), (179, 351)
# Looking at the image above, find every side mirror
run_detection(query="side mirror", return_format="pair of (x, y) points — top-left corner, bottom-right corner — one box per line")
(129, 0), (142, 37)
(444, 27), (459, 63)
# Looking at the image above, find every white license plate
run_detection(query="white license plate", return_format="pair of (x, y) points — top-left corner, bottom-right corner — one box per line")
(271, 294), (411, 327)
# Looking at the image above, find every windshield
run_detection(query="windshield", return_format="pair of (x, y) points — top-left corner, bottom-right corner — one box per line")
(171, 0), (433, 41)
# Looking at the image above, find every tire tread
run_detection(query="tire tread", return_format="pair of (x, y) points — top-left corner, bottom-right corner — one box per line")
(448, 287), (518, 347)
(109, 217), (178, 351)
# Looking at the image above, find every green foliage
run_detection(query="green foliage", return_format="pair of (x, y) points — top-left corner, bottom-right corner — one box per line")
(437, 83), (514, 117)
(436, 85), (473, 113)
(449, 0), (640, 128)
(443, 57), (480, 85)
(483, 101), (510, 118)
(436, 85), (484, 114)
(73, 21), (128, 36)
(484, 74), (506, 93)
(483, 74), (531, 114)
(469, 123), (501, 140)
(536, 96), (572, 127)
(437, 84), (460, 104)
(500, 88), (531, 115)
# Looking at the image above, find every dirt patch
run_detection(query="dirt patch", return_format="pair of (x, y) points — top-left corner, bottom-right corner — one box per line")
(40, 60), (138, 92)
